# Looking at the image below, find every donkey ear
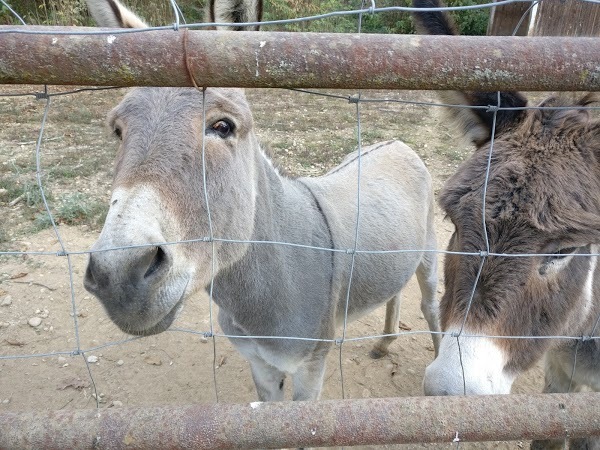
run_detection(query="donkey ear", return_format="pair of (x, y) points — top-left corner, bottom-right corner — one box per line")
(206, 0), (263, 31)
(412, 0), (528, 146)
(412, 0), (458, 35)
(436, 91), (529, 147)
(436, 91), (490, 146)
(86, 0), (148, 28)
(464, 91), (529, 146)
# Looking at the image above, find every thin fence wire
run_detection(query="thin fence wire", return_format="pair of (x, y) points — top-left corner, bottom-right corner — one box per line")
(1, 0), (600, 447)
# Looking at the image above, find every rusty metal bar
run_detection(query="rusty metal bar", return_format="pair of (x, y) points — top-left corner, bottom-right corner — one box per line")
(1, 26), (600, 91)
(1, 393), (600, 449)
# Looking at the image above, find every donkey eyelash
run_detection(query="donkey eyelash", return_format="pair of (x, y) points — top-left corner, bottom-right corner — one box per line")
(207, 119), (235, 139)
(538, 247), (579, 276)
(544, 246), (577, 260)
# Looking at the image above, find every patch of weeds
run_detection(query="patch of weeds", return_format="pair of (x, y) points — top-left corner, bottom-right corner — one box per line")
(24, 181), (53, 208)
(360, 129), (389, 146)
(32, 212), (54, 232)
(0, 176), (22, 200)
(399, 136), (417, 148)
(0, 224), (9, 245)
(0, 176), (53, 207)
(8, 157), (36, 174)
(53, 193), (108, 228)
(47, 147), (114, 180)
(61, 105), (95, 125)
(47, 156), (85, 179)
(48, 166), (79, 179)
(270, 141), (290, 151)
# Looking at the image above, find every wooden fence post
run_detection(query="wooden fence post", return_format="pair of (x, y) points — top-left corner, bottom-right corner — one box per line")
(487, 0), (532, 36)
(533, 0), (600, 36)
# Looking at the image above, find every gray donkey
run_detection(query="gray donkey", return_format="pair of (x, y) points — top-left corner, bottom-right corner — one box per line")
(83, 0), (440, 401)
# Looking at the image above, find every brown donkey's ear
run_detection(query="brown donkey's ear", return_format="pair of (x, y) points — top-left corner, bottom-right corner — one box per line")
(86, 0), (148, 28)
(412, 0), (458, 35)
(207, 0), (263, 31)
(535, 93), (600, 131)
(412, 0), (528, 146)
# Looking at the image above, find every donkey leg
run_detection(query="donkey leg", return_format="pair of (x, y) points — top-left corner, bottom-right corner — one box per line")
(369, 294), (400, 359)
(292, 349), (330, 401)
(292, 357), (327, 450)
(248, 356), (287, 402)
(416, 251), (441, 357)
(531, 352), (578, 450)
(568, 438), (600, 450)
(538, 349), (600, 450)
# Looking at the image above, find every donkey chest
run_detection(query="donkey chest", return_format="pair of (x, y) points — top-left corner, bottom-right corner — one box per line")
(211, 252), (334, 333)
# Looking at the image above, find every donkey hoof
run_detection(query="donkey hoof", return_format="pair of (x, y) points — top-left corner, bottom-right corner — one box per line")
(369, 347), (388, 359)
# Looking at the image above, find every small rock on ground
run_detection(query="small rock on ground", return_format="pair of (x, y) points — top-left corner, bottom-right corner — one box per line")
(28, 317), (42, 327)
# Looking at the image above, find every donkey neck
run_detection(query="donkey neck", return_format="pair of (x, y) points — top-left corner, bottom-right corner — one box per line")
(211, 149), (334, 338)
(250, 150), (331, 244)
(552, 245), (600, 341)
(581, 248), (600, 338)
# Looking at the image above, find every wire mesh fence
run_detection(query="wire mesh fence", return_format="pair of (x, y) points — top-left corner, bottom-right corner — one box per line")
(1, 0), (600, 448)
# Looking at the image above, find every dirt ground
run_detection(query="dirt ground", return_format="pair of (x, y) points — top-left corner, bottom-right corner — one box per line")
(0, 86), (544, 449)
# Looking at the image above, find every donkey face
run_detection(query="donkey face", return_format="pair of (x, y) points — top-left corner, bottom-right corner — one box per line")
(84, 87), (260, 335)
(83, 0), (262, 335)
(424, 100), (600, 395)
(413, 0), (600, 397)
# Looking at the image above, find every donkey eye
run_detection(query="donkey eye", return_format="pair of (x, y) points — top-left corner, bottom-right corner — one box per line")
(548, 247), (578, 260)
(113, 126), (123, 140)
(539, 246), (579, 275)
(210, 119), (235, 138)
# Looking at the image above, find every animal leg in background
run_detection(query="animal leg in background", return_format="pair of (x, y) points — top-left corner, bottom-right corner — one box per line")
(369, 294), (401, 359)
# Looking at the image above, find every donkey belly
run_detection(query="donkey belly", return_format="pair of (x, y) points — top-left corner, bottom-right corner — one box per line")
(336, 248), (423, 324)
(217, 304), (332, 377)
(212, 237), (335, 371)
(302, 140), (434, 324)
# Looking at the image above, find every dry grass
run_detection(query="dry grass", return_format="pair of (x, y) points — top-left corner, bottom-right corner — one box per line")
(0, 85), (468, 247)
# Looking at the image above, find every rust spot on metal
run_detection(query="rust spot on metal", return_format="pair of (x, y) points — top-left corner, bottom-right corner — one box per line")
(1, 26), (600, 91)
(1, 394), (600, 448)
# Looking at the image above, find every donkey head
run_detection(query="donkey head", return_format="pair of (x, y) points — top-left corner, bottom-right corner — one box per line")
(426, 95), (600, 395)
(83, 0), (262, 335)
(413, 0), (600, 395)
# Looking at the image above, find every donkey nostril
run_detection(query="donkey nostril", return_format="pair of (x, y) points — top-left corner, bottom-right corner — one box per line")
(84, 257), (98, 292)
(144, 246), (167, 279)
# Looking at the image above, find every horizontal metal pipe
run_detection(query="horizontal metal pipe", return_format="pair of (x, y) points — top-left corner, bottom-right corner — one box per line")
(1, 393), (600, 449)
(1, 26), (600, 91)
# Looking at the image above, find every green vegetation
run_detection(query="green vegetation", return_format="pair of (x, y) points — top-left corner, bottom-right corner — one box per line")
(2, 0), (489, 35)
(1, 172), (107, 237)
(0, 176), (53, 208)
(33, 193), (108, 231)
(0, 0), (204, 25)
